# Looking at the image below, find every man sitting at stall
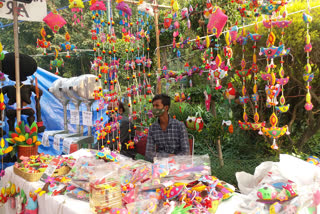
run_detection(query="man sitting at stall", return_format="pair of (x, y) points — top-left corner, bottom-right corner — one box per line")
(145, 94), (190, 162)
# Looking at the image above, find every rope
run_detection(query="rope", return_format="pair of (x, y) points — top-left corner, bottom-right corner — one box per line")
(155, 4), (320, 52)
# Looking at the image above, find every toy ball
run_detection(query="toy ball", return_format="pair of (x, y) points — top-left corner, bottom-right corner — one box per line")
(307, 156), (319, 165)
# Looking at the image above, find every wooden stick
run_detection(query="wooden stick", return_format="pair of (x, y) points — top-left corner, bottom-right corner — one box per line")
(13, 1), (21, 123)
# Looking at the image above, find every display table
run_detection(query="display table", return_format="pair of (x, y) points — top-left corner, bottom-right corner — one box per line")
(0, 166), (92, 214)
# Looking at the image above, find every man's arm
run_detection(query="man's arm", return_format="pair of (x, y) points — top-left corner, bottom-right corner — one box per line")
(177, 122), (190, 155)
(145, 129), (156, 162)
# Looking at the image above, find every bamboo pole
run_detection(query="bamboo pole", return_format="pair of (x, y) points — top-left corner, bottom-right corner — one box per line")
(154, 0), (161, 94)
(13, 1), (21, 123)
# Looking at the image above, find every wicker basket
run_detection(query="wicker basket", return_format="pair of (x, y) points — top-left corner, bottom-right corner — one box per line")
(17, 145), (38, 159)
(52, 165), (71, 177)
(13, 166), (43, 182)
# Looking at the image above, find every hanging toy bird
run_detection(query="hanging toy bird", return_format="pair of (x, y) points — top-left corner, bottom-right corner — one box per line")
(36, 28), (51, 55)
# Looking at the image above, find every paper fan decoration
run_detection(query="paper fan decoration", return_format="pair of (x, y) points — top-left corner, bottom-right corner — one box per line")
(43, 11), (67, 33)
(207, 7), (228, 38)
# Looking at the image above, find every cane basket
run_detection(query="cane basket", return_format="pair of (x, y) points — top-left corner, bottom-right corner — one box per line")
(17, 145), (38, 159)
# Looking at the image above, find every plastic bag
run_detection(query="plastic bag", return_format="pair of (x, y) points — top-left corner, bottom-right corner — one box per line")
(153, 154), (211, 183)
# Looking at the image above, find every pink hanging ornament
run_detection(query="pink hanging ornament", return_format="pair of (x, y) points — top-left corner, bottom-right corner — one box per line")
(207, 7), (228, 38)
(43, 10), (67, 34)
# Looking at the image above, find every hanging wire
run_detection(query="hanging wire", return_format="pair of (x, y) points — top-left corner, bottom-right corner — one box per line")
(154, 4), (320, 52)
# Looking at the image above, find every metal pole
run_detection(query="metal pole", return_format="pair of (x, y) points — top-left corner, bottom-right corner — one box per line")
(13, 1), (21, 122)
(154, 0), (161, 94)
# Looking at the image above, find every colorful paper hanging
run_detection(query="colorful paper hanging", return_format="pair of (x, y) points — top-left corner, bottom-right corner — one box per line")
(43, 10), (67, 33)
(236, 27), (250, 131)
(207, 7), (228, 38)
(248, 17), (265, 133)
(260, 3), (290, 150)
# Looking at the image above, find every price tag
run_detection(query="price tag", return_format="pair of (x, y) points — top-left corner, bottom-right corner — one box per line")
(70, 110), (80, 125)
(53, 135), (61, 151)
(82, 111), (93, 126)
(42, 132), (50, 147)
(40, 157), (60, 181)
(63, 138), (74, 154)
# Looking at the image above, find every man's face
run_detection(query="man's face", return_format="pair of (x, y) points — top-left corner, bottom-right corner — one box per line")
(152, 99), (168, 112)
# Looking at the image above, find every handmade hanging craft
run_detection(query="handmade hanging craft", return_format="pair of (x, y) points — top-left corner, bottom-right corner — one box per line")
(248, 16), (265, 133)
(260, 8), (290, 149)
(43, 10), (67, 34)
(60, 32), (76, 58)
(236, 27), (250, 131)
(69, 0), (84, 26)
(50, 49), (64, 75)
(275, 9), (291, 114)
(208, 54), (228, 90)
(207, 6), (228, 37)
(303, 4), (313, 111)
(36, 28), (51, 55)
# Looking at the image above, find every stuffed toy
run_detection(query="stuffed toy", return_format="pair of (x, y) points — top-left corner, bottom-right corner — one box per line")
(0, 53), (45, 134)
(186, 116), (204, 132)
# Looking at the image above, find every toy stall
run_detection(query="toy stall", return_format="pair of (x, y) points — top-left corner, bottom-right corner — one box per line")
(0, 0), (320, 213)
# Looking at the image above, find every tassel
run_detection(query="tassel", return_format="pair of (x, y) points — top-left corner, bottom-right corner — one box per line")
(286, 127), (290, 135)
(258, 128), (263, 135)
(271, 139), (279, 150)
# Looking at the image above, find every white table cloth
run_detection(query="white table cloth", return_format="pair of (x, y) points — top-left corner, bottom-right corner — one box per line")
(0, 166), (91, 214)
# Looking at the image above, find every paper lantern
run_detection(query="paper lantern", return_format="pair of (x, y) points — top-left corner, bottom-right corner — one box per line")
(207, 7), (228, 38)
(43, 11), (67, 33)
